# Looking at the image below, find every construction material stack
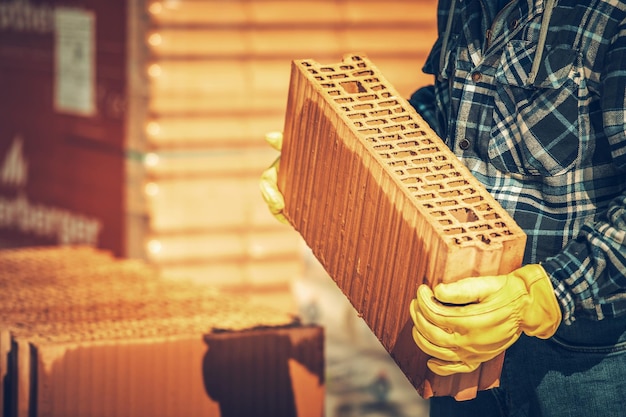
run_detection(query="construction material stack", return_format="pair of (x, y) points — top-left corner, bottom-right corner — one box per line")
(0, 246), (324, 417)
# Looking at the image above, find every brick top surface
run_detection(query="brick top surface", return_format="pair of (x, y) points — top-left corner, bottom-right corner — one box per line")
(294, 54), (526, 250)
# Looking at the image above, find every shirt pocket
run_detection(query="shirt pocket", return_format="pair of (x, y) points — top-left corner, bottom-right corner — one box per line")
(490, 40), (582, 176)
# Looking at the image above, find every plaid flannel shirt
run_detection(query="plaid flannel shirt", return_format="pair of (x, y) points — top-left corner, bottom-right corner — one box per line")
(409, 0), (626, 324)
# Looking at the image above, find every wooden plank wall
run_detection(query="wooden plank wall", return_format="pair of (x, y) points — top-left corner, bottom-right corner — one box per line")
(140, 0), (438, 286)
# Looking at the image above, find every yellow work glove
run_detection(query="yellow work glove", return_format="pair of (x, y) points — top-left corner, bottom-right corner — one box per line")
(410, 264), (562, 376)
(259, 131), (289, 225)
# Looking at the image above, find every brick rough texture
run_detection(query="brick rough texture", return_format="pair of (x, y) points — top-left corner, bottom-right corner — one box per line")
(0, 245), (324, 417)
(278, 54), (527, 400)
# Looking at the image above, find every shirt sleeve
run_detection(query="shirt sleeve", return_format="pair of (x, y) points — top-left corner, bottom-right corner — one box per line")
(541, 17), (626, 325)
(408, 33), (448, 138)
(409, 85), (444, 137)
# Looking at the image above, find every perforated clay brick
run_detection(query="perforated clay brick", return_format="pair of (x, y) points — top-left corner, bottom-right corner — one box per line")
(278, 54), (527, 400)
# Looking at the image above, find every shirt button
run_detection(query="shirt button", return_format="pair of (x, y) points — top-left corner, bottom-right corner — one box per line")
(471, 72), (482, 82)
(459, 138), (471, 150)
(510, 19), (519, 29)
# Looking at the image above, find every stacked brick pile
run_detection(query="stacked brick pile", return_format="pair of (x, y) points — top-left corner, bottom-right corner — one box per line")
(141, 0), (438, 286)
(0, 246), (324, 417)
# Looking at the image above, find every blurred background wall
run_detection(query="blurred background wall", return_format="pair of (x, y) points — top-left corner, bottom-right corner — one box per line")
(0, 0), (437, 289)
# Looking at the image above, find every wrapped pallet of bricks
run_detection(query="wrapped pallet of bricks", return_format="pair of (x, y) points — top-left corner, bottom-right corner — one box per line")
(0, 246), (324, 417)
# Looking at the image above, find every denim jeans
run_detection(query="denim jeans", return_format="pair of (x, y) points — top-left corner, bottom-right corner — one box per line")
(429, 317), (626, 417)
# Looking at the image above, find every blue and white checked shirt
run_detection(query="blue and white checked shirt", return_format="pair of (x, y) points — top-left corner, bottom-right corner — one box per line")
(410, 0), (626, 324)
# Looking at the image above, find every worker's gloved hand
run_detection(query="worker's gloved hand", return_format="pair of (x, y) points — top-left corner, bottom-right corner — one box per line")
(259, 131), (289, 225)
(410, 264), (562, 376)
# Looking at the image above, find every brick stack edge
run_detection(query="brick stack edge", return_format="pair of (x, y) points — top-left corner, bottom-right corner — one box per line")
(278, 54), (527, 401)
(0, 246), (324, 417)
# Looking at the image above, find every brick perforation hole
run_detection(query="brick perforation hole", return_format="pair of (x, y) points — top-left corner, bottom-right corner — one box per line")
(308, 58), (518, 244)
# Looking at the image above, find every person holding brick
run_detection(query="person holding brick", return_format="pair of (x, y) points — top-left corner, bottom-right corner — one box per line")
(261, 0), (626, 416)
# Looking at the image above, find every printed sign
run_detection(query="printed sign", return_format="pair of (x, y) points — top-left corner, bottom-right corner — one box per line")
(54, 7), (95, 116)
(0, 135), (103, 246)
